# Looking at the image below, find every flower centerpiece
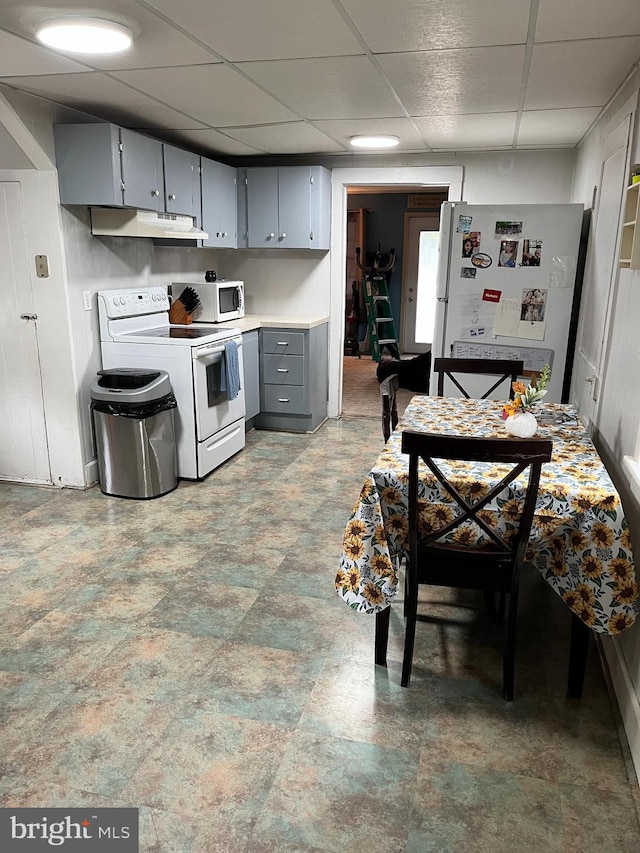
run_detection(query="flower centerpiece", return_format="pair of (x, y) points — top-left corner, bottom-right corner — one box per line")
(501, 364), (550, 437)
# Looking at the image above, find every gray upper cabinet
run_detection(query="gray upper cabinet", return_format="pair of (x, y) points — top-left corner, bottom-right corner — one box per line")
(54, 123), (331, 248)
(246, 166), (331, 249)
(54, 123), (165, 210)
(55, 123), (195, 216)
(201, 158), (237, 248)
(163, 143), (201, 219)
(120, 129), (164, 211)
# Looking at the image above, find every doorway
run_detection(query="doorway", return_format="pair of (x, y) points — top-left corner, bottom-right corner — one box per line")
(0, 180), (51, 484)
(400, 213), (440, 354)
(338, 178), (459, 420)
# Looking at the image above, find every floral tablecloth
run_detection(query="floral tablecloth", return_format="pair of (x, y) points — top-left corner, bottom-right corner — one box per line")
(336, 396), (638, 635)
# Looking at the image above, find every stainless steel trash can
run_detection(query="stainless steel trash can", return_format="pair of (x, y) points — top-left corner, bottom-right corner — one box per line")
(91, 368), (178, 499)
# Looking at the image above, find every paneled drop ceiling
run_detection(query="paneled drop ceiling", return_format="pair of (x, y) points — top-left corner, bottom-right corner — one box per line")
(0, 0), (639, 159)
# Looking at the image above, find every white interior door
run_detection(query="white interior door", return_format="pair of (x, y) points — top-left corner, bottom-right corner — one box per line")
(571, 115), (632, 430)
(0, 181), (51, 484)
(401, 213), (439, 353)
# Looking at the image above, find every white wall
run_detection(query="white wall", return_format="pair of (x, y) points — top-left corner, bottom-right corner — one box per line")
(570, 66), (640, 779)
(217, 248), (331, 317)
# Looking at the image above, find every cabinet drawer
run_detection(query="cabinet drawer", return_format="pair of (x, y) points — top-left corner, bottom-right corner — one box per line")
(262, 354), (304, 385)
(262, 385), (308, 414)
(262, 330), (305, 355)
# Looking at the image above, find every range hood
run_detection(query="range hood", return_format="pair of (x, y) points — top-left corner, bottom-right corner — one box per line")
(90, 208), (209, 240)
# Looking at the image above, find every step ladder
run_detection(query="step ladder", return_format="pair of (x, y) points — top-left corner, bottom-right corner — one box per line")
(356, 247), (400, 362)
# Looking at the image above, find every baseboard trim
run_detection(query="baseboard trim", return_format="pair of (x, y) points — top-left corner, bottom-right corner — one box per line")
(84, 459), (99, 488)
(601, 634), (640, 784)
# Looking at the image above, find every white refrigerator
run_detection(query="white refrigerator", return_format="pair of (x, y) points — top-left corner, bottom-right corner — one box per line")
(432, 201), (585, 402)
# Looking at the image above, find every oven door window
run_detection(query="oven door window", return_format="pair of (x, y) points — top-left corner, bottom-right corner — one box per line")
(205, 357), (227, 407)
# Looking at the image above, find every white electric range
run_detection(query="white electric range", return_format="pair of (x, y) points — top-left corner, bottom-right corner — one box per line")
(97, 287), (245, 479)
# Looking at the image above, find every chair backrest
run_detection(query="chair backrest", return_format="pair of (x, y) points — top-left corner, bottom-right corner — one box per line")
(380, 373), (400, 442)
(401, 430), (552, 582)
(433, 357), (524, 399)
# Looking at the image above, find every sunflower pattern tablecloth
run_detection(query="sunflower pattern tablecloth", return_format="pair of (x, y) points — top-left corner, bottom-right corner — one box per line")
(335, 396), (638, 635)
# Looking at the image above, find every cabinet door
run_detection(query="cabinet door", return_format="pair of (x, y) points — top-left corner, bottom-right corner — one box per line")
(278, 167), (311, 248)
(202, 158), (237, 248)
(54, 123), (123, 206)
(237, 168), (248, 248)
(163, 144), (200, 217)
(309, 166), (331, 250)
(120, 129), (164, 211)
(217, 162), (237, 247)
(242, 330), (260, 420)
(247, 167), (279, 248)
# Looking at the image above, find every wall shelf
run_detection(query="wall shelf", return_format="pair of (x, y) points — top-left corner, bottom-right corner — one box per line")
(619, 181), (640, 269)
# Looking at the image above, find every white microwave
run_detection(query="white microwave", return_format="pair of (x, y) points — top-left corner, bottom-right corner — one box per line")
(170, 280), (244, 323)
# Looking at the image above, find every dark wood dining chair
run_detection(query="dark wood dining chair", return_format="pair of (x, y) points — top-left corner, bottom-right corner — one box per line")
(433, 357), (524, 399)
(375, 430), (552, 700)
(380, 373), (400, 442)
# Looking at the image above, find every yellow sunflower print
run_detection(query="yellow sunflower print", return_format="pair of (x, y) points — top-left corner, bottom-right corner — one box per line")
(363, 582), (385, 607)
(346, 518), (367, 539)
(591, 522), (614, 549)
(343, 534), (364, 561)
(371, 553), (394, 578)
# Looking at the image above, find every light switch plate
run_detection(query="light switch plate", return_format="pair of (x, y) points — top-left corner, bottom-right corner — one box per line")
(35, 255), (49, 278)
(83, 291), (92, 311)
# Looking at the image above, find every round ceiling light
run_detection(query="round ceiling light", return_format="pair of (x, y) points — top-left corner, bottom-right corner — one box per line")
(36, 17), (133, 54)
(349, 135), (400, 150)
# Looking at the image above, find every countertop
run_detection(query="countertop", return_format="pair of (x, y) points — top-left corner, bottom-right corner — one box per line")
(212, 314), (329, 333)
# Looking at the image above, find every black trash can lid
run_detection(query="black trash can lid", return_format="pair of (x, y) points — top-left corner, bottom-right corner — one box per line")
(90, 368), (173, 403)
(97, 368), (161, 390)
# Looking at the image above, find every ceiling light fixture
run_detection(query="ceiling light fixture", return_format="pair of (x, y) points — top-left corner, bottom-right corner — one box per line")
(36, 17), (133, 54)
(349, 135), (400, 150)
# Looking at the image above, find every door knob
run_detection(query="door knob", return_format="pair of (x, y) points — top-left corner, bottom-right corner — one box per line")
(168, 193), (176, 201)
(151, 189), (160, 197)
(408, 297), (414, 302)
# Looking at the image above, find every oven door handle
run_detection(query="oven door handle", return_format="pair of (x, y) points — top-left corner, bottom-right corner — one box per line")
(194, 345), (226, 359)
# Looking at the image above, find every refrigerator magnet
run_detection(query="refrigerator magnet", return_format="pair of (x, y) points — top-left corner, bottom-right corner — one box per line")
(471, 253), (492, 268)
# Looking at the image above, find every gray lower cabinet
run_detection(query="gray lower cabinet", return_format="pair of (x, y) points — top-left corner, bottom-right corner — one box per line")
(256, 325), (328, 432)
(242, 330), (260, 424)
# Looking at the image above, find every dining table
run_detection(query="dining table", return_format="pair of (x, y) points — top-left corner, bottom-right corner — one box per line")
(335, 395), (639, 698)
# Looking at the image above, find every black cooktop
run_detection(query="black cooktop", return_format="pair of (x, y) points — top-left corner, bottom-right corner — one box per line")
(131, 326), (226, 339)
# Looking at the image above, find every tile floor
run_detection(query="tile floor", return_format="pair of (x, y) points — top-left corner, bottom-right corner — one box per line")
(1, 417), (639, 852)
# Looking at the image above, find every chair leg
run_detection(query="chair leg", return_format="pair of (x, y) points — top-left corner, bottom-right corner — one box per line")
(401, 571), (418, 687)
(502, 592), (518, 701)
(375, 607), (390, 666)
(401, 609), (417, 687)
(483, 589), (498, 621)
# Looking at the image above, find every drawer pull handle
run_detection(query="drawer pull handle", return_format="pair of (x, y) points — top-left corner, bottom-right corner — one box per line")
(276, 341), (289, 346)
(278, 398), (290, 403)
(277, 368), (289, 373)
